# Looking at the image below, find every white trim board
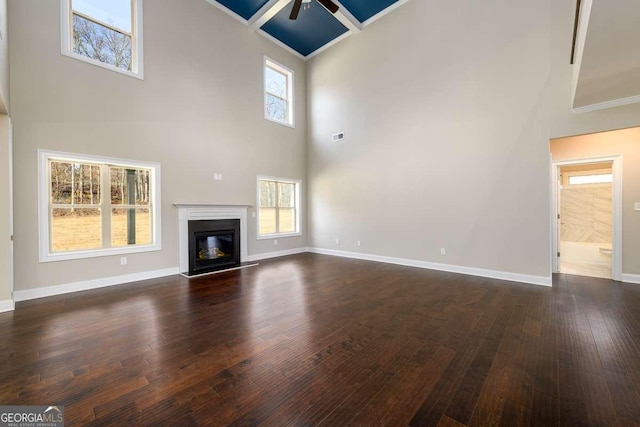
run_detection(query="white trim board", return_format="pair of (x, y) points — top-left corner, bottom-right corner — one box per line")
(0, 299), (14, 313)
(205, 0), (412, 60)
(256, 29), (306, 60)
(621, 274), (640, 285)
(11, 248), (306, 304)
(361, 0), (411, 27)
(308, 248), (552, 287)
(10, 248), (640, 306)
(305, 31), (353, 60)
(570, 0), (592, 106)
(204, 0), (248, 25)
(572, 94), (640, 114)
(13, 267), (179, 302)
(249, 0), (291, 30)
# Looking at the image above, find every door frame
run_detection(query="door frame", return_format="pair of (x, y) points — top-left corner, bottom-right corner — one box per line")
(551, 155), (622, 281)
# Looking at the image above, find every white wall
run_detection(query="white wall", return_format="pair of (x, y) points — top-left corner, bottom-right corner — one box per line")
(0, 114), (12, 306)
(0, 0), (8, 114)
(307, 0), (640, 280)
(0, 0), (10, 307)
(308, 0), (552, 278)
(9, 0), (307, 292)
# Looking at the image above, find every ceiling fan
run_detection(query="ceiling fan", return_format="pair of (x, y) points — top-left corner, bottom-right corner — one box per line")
(289, 0), (339, 20)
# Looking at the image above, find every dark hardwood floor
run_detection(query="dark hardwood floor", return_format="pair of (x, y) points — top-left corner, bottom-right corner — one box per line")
(1, 253), (640, 426)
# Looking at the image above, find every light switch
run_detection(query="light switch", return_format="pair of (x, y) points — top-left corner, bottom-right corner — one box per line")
(635, 202), (640, 211)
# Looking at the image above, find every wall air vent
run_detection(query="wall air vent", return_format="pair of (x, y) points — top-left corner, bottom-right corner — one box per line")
(332, 132), (345, 142)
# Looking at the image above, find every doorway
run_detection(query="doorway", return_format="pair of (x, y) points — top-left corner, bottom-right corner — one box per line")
(551, 156), (622, 280)
(558, 161), (612, 278)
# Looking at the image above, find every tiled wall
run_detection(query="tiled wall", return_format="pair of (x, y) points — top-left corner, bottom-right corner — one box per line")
(560, 185), (612, 243)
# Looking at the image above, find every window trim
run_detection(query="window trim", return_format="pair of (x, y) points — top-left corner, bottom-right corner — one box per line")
(38, 150), (161, 263)
(60, 0), (144, 80)
(264, 56), (294, 128)
(256, 175), (301, 239)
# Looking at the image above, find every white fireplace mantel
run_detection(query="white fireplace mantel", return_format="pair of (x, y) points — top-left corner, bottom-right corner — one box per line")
(174, 204), (250, 274)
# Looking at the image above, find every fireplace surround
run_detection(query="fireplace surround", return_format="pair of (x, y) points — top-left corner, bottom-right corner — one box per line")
(175, 204), (250, 276)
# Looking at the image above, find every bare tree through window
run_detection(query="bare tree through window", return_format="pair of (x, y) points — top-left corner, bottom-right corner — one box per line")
(73, 14), (132, 71)
(265, 59), (293, 125)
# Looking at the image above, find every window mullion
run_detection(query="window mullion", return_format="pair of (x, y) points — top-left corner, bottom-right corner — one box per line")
(48, 159), (54, 253)
(101, 164), (111, 249)
(71, 11), (133, 37)
(294, 183), (298, 233)
(266, 91), (288, 103)
(274, 181), (280, 234)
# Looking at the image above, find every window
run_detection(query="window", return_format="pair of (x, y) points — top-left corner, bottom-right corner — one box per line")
(264, 57), (294, 127)
(257, 177), (300, 238)
(562, 167), (613, 187)
(60, 0), (144, 79)
(38, 150), (161, 262)
(568, 173), (613, 185)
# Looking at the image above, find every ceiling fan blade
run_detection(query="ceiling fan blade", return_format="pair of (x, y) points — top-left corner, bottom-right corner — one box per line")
(317, 0), (339, 14)
(289, 0), (302, 19)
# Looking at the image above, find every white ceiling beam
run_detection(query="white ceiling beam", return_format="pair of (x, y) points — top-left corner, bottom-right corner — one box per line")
(248, 0), (293, 30)
(571, 0), (592, 107)
(329, 0), (362, 33)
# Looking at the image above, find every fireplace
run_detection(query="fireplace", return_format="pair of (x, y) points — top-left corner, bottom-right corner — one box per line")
(175, 204), (250, 277)
(188, 219), (240, 275)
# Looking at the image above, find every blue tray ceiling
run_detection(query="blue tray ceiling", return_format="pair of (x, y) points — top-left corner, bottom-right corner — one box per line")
(261, 2), (348, 57)
(209, 0), (405, 58)
(339, 0), (400, 23)
(215, 0), (271, 20)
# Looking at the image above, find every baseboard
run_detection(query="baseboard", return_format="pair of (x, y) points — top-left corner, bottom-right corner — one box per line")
(10, 246), (556, 303)
(308, 248), (552, 287)
(621, 274), (640, 284)
(13, 267), (180, 302)
(245, 247), (309, 263)
(0, 299), (15, 313)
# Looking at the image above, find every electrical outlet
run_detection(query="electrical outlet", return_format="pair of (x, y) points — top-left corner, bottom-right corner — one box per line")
(357, 240), (361, 247)
(440, 248), (446, 256)
(336, 238), (340, 245)
(274, 239), (278, 246)
(120, 257), (127, 265)
(332, 132), (345, 142)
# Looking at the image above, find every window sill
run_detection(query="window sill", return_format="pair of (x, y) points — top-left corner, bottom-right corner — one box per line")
(257, 232), (301, 240)
(39, 243), (161, 263)
(264, 115), (295, 129)
(61, 50), (144, 80)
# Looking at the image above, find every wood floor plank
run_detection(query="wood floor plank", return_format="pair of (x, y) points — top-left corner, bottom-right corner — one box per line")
(0, 254), (639, 426)
(529, 390), (558, 427)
